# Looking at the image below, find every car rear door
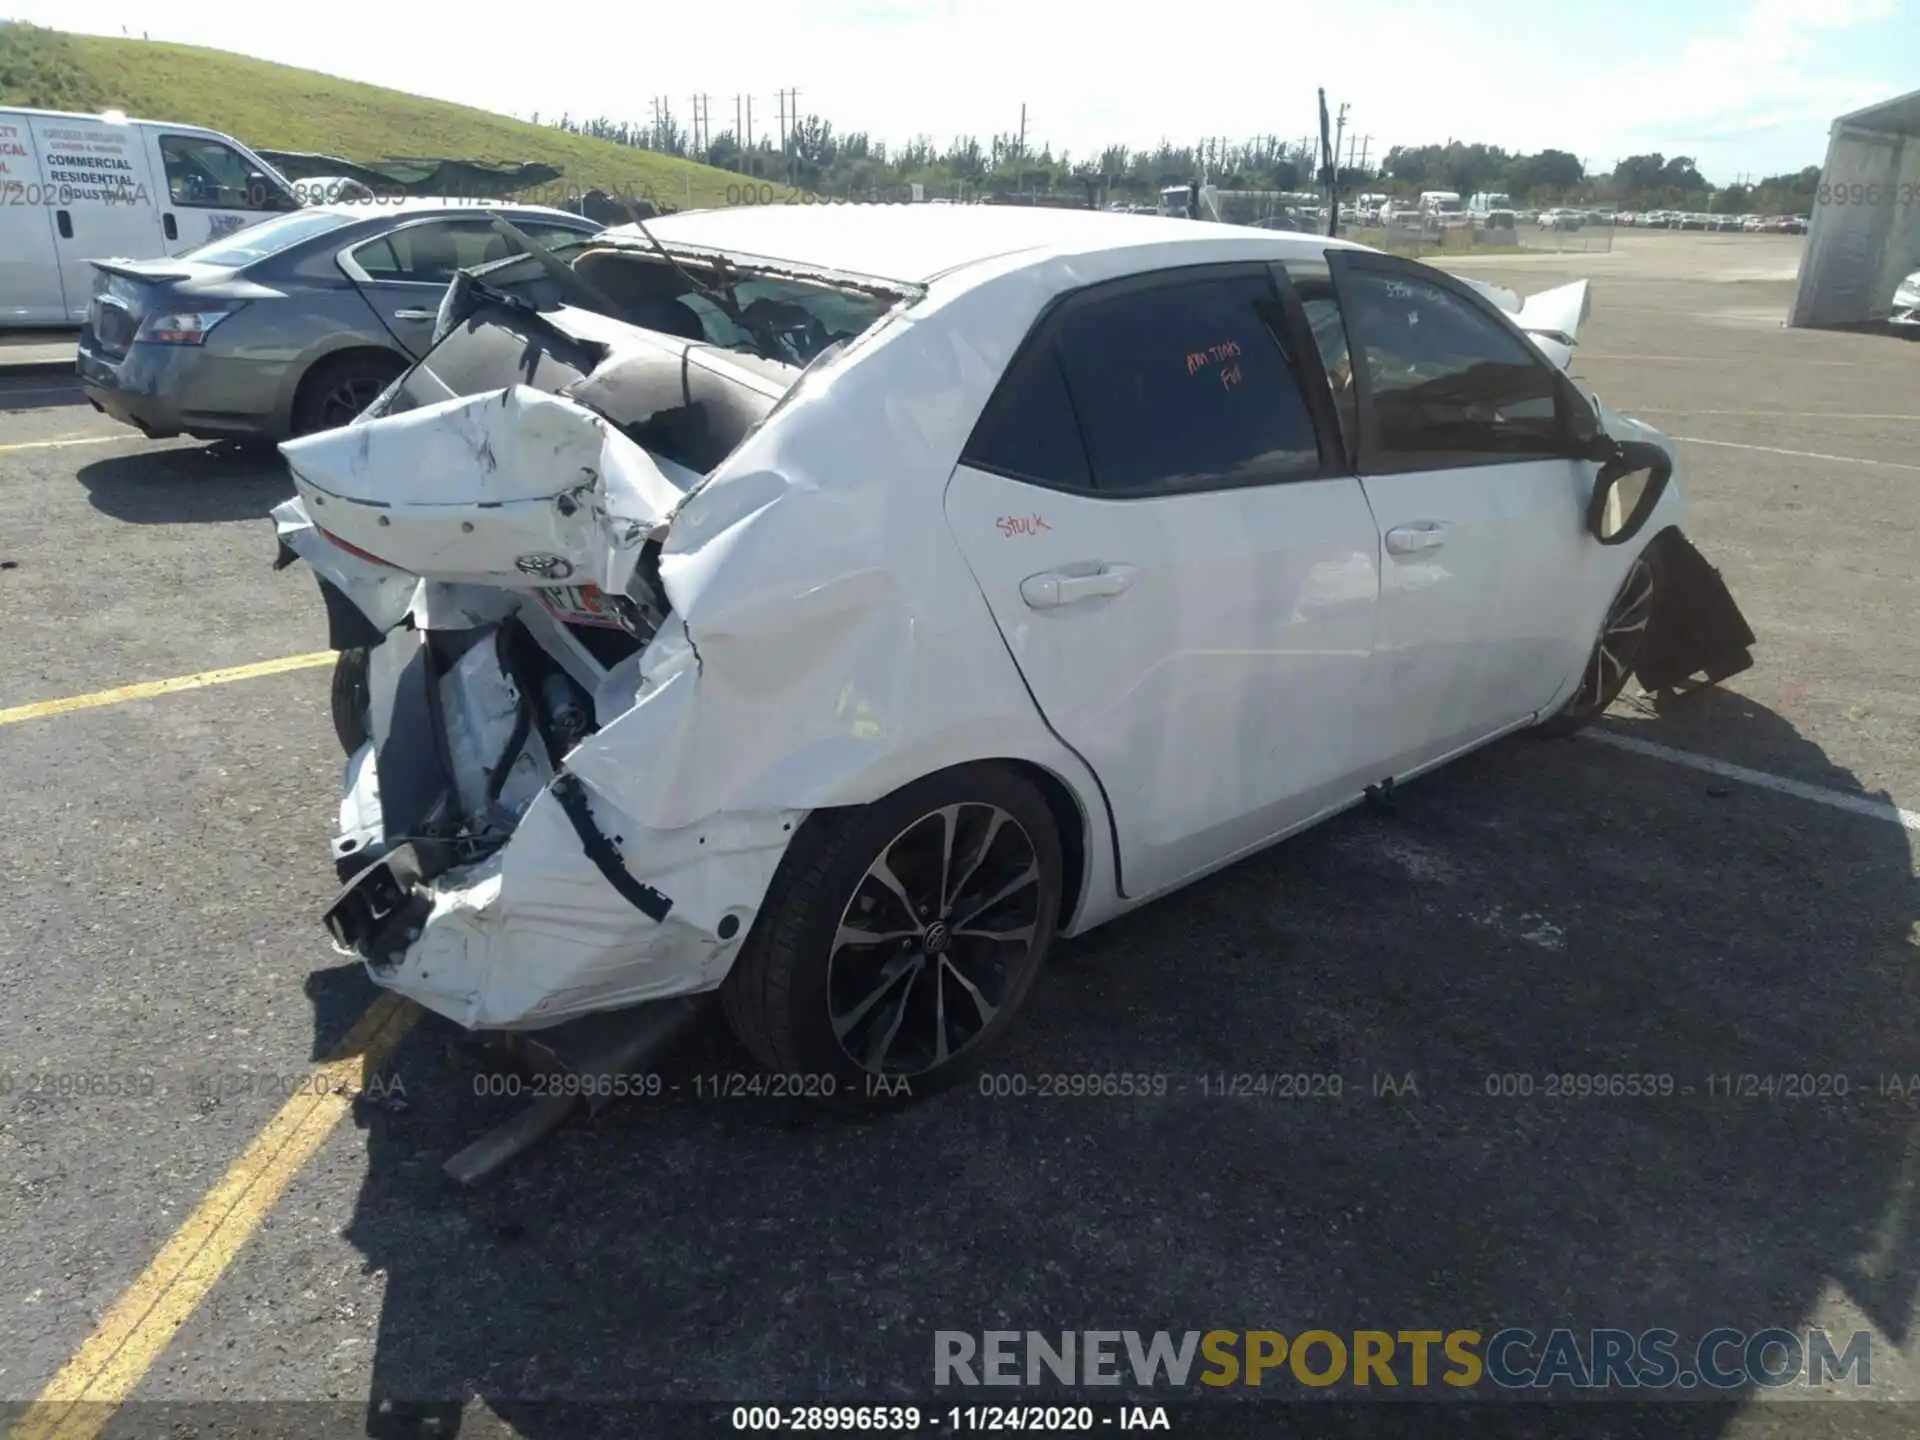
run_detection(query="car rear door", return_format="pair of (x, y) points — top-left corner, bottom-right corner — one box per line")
(1316, 248), (1598, 781)
(26, 114), (166, 322)
(0, 114), (67, 324)
(942, 262), (1381, 901)
(337, 215), (597, 359)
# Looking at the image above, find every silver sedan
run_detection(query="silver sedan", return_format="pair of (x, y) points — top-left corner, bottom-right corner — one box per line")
(76, 198), (601, 443)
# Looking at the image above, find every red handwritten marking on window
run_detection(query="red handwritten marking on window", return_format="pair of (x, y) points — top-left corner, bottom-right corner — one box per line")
(1185, 338), (1244, 375)
(1219, 361), (1244, 391)
(996, 514), (1052, 537)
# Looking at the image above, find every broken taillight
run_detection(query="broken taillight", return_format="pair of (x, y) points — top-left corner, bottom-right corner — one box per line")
(314, 523), (402, 570)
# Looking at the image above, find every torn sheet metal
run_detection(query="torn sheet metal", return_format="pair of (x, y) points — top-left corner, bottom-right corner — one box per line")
(279, 385), (698, 595)
(361, 767), (803, 1030)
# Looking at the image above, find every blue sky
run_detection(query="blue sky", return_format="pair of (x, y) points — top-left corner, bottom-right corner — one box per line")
(14, 0), (1915, 182)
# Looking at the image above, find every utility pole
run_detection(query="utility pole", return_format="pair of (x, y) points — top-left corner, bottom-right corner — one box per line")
(1358, 134), (1372, 174)
(1018, 103), (1029, 159)
(779, 88), (800, 150)
(745, 93), (754, 152)
(735, 94), (743, 164)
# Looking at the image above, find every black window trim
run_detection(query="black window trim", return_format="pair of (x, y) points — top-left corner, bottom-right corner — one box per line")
(959, 260), (1352, 501)
(1268, 255), (1356, 474)
(1325, 248), (1591, 478)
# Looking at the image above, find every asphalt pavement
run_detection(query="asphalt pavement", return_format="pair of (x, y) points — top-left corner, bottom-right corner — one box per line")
(2, 230), (1918, 1438)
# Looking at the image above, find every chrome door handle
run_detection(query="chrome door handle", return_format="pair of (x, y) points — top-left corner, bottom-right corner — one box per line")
(1020, 564), (1139, 609)
(393, 308), (438, 322)
(1384, 521), (1448, 555)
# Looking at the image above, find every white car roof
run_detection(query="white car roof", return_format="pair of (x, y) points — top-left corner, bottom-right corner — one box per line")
(617, 204), (1364, 286)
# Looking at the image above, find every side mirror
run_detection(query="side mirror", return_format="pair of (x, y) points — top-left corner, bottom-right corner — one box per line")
(248, 171), (298, 211)
(1587, 439), (1672, 545)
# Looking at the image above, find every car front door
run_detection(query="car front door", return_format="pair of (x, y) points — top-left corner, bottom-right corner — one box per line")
(943, 263), (1382, 901)
(149, 131), (292, 253)
(1317, 249), (1598, 781)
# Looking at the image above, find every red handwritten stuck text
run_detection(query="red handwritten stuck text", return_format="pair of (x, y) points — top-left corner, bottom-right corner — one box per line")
(996, 514), (1052, 537)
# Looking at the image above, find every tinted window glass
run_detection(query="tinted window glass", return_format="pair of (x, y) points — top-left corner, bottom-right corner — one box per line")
(963, 344), (1092, 489)
(1053, 274), (1322, 494)
(353, 221), (497, 284)
(158, 136), (272, 210)
(1340, 268), (1562, 462)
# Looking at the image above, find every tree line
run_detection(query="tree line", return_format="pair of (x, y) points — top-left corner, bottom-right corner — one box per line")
(538, 109), (1818, 213)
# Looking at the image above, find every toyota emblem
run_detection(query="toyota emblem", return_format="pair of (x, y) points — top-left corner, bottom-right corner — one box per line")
(515, 554), (574, 580)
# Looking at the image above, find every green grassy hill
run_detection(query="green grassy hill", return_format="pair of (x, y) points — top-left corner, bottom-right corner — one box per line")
(0, 23), (741, 208)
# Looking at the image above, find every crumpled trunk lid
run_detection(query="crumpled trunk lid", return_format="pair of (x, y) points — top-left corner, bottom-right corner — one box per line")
(279, 384), (702, 597)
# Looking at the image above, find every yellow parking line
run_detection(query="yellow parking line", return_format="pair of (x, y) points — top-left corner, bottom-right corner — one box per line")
(9, 992), (421, 1440)
(0, 435), (126, 455)
(0, 652), (336, 727)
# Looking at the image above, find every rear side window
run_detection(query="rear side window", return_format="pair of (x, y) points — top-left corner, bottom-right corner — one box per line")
(1053, 274), (1323, 494)
(1339, 268), (1563, 466)
(351, 220), (531, 284)
(963, 344), (1093, 489)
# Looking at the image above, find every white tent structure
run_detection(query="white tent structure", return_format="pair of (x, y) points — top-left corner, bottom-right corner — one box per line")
(1786, 88), (1920, 329)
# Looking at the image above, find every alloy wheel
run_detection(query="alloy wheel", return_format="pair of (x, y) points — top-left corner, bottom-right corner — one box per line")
(826, 803), (1043, 1078)
(318, 375), (389, 431)
(1573, 556), (1655, 714)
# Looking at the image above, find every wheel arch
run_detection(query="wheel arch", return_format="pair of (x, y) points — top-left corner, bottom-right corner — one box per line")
(998, 758), (1091, 935)
(287, 343), (410, 437)
(789, 753), (1103, 937)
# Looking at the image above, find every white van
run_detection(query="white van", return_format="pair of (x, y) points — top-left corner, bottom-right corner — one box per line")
(0, 106), (301, 327)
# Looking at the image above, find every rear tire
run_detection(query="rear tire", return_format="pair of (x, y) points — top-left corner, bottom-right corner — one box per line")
(721, 763), (1062, 1109)
(331, 647), (370, 754)
(291, 351), (406, 437)
(1536, 551), (1658, 738)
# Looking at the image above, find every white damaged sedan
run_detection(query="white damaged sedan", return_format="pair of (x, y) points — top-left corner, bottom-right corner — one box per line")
(272, 205), (1754, 1102)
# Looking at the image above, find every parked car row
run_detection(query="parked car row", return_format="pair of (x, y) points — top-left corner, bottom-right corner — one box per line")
(1617, 210), (1807, 233)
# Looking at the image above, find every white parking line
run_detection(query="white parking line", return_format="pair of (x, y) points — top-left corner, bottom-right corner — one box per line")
(1583, 730), (1920, 832)
(1671, 436), (1920, 473)
(0, 434), (125, 455)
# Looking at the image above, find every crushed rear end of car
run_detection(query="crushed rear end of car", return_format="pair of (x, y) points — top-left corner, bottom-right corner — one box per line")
(272, 231), (916, 1037)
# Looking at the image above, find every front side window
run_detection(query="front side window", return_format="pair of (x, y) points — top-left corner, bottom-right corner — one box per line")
(158, 136), (275, 210)
(1050, 273), (1324, 495)
(1338, 267), (1564, 467)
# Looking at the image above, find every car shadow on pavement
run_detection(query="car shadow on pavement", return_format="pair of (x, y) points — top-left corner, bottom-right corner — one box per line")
(75, 444), (291, 525)
(311, 686), (1918, 1437)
